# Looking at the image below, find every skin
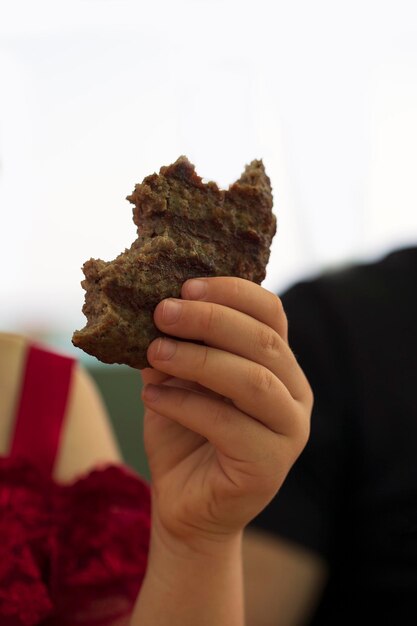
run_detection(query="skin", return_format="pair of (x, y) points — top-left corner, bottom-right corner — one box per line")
(0, 278), (320, 625)
(131, 276), (314, 626)
(243, 528), (328, 626)
(0, 333), (121, 481)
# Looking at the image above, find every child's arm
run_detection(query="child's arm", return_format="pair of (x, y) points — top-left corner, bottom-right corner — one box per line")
(132, 277), (314, 626)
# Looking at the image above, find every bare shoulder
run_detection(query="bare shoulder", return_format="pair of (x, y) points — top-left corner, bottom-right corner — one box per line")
(0, 332), (122, 482)
(0, 333), (28, 455)
(243, 527), (328, 626)
(53, 363), (122, 483)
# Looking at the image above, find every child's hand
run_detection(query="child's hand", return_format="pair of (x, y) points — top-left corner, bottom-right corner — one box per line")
(141, 277), (313, 551)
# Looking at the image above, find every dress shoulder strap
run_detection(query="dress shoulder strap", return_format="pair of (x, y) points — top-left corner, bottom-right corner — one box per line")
(10, 343), (75, 477)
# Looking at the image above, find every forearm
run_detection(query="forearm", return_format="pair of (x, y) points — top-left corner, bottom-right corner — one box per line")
(131, 521), (244, 626)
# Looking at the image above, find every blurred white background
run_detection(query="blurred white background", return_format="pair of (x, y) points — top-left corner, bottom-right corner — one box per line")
(1, 0), (417, 338)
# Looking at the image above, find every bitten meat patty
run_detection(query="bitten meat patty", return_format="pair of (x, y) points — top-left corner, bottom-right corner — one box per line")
(72, 156), (276, 368)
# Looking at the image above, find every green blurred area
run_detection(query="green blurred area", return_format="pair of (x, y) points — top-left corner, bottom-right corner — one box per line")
(87, 364), (150, 481)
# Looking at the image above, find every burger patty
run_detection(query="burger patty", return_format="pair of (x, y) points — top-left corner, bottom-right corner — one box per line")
(72, 156), (276, 369)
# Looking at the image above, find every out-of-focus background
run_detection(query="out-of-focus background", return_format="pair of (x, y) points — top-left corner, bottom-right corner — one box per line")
(1, 0), (417, 476)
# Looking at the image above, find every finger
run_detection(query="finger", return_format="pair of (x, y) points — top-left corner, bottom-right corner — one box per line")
(181, 277), (288, 342)
(142, 384), (299, 475)
(147, 338), (308, 439)
(141, 371), (225, 409)
(141, 370), (213, 396)
(153, 298), (309, 403)
(141, 367), (171, 386)
(162, 376), (226, 401)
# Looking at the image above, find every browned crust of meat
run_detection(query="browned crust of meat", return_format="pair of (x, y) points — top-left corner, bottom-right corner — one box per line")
(72, 156), (275, 369)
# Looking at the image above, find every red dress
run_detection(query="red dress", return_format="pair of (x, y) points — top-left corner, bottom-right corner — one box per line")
(0, 344), (151, 625)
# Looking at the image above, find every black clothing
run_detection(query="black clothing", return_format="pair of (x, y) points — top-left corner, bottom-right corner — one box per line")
(252, 246), (417, 625)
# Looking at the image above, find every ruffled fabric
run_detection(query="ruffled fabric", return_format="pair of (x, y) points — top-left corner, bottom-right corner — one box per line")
(0, 457), (151, 626)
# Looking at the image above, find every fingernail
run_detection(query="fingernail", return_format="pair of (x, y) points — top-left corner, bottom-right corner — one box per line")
(185, 279), (207, 300)
(154, 338), (177, 360)
(162, 299), (182, 324)
(143, 384), (162, 402)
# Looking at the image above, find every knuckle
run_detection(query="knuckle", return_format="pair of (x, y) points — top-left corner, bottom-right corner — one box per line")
(256, 325), (281, 358)
(299, 375), (314, 412)
(247, 364), (275, 394)
(270, 295), (288, 335)
(200, 302), (219, 335)
(305, 383), (314, 411)
(298, 416), (311, 450)
(269, 293), (282, 316)
(229, 276), (241, 299)
(212, 400), (232, 430)
(175, 387), (190, 412)
(293, 403), (312, 450)
(196, 345), (211, 379)
(275, 295), (285, 316)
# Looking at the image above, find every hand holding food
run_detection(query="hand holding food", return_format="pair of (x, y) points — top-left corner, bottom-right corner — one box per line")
(141, 277), (313, 549)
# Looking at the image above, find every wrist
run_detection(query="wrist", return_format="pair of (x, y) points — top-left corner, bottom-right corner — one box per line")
(132, 514), (244, 625)
(149, 509), (243, 563)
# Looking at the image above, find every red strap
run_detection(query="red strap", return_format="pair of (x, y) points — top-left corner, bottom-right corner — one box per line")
(10, 344), (75, 477)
